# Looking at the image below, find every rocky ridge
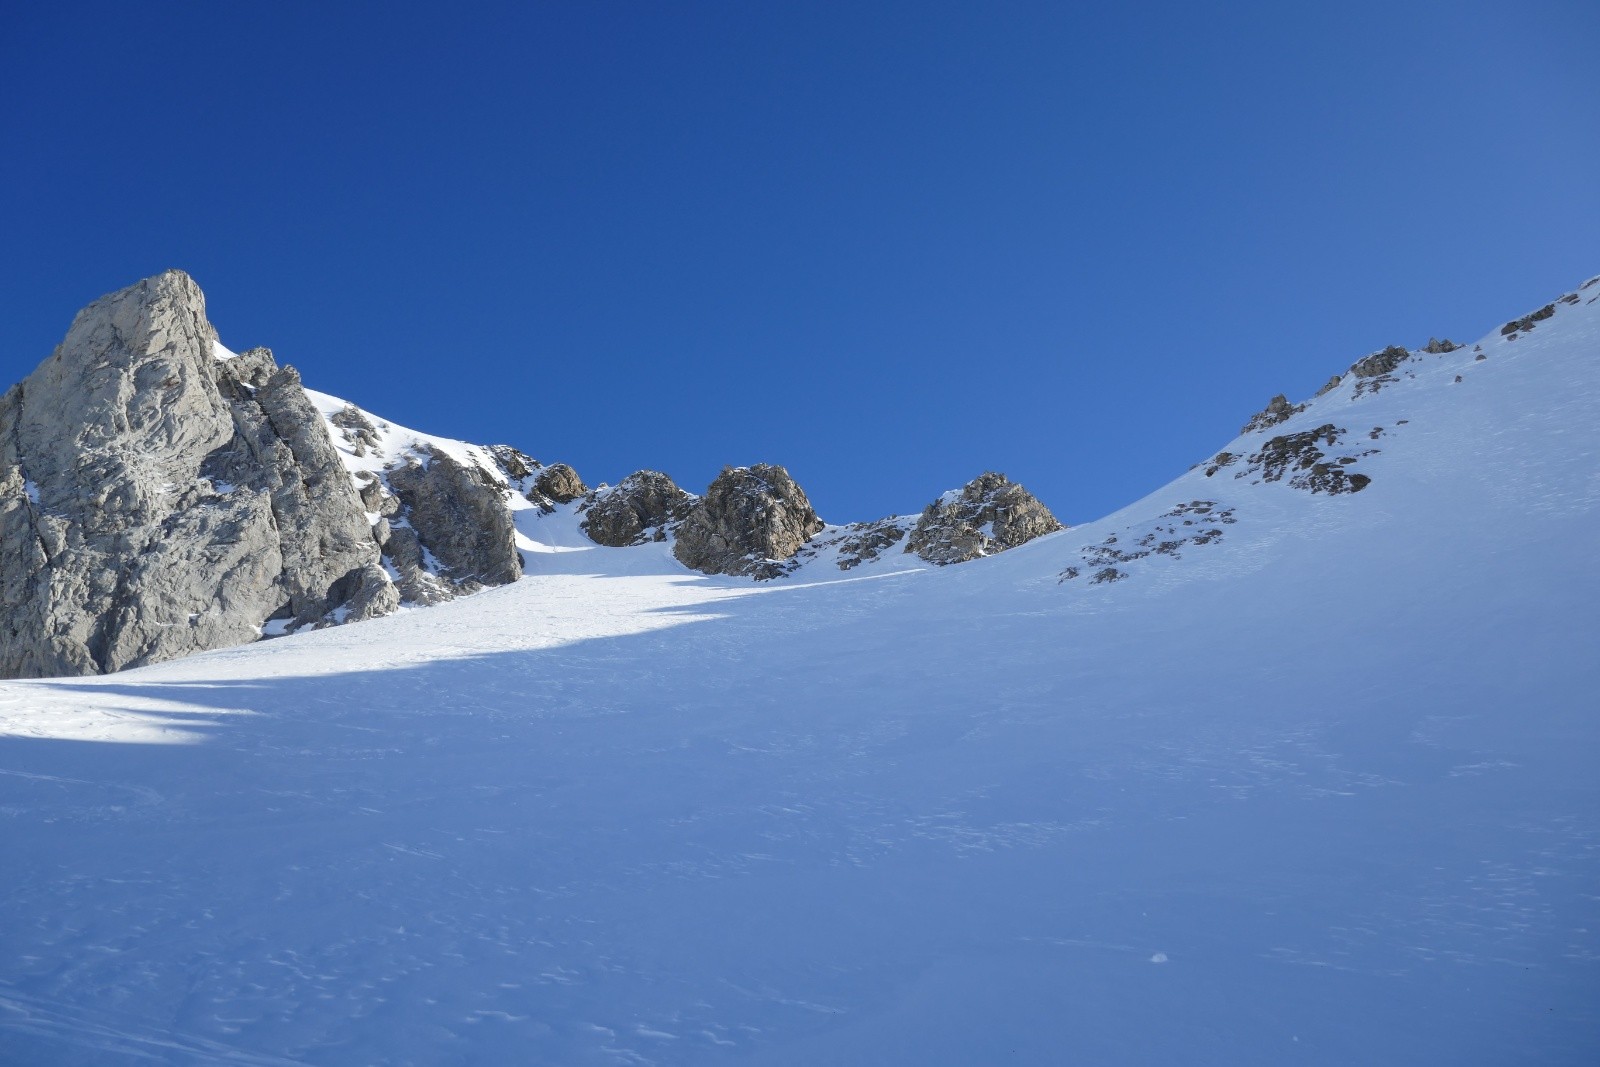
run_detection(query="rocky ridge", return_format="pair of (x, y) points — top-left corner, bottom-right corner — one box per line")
(0, 270), (1069, 679)
(7, 270), (1589, 677)
(1073, 280), (1600, 591)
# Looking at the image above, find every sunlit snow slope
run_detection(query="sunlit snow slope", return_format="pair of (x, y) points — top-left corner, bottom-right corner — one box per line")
(2, 281), (1597, 1065)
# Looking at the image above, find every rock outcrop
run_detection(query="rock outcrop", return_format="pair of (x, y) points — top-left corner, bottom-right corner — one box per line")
(0, 271), (398, 678)
(383, 446), (522, 601)
(834, 518), (910, 570)
(1059, 500), (1238, 586)
(1249, 424), (1371, 494)
(329, 404), (382, 456)
(905, 472), (1062, 565)
(1501, 304), (1555, 337)
(482, 444), (576, 512)
(1350, 345), (1410, 378)
(673, 464), (824, 578)
(535, 463), (587, 504)
(1241, 394), (1304, 434)
(580, 471), (693, 547)
(486, 444), (540, 484)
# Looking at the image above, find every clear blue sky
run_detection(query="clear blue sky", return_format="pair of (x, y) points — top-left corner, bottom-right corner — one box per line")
(3, 1), (1596, 524)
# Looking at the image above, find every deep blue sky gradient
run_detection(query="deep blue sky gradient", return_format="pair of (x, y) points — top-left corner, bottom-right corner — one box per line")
(3, 1), (1597, 523)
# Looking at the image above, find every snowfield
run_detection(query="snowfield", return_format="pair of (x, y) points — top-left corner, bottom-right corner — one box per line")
(3, 282), (1598, 1064)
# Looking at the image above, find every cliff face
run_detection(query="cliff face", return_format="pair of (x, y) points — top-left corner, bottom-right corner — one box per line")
(0, 271), (397, 678)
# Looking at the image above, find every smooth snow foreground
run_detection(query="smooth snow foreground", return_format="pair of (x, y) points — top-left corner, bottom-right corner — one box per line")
(3, 292), (1599, 1064)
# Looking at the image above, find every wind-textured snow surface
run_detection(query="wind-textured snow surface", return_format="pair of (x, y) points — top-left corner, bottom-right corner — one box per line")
(4, 283), (1599, 1064)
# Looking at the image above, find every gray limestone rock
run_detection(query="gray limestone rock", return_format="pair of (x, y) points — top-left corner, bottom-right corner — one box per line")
(329, 404), (381, 456)
(782, 515), (914, 572)
(534, 463), (587, 504)
(905, 472), (1062, 566)
(580, 470), (693, 547)
(1501, 304), (1555, 336)
(0, 270), (398, 678)
(383, 446), (522, 597)
(212, 355), (398, 629)
(835, 518), (909, 571)
(483, 444), (564, 511)
(1249, 424), (1371, 494)
(486, 444), (540, 483)
(1240, 394), (1305, 435)
(673, 464), (824, 579)
(1350, 345), (1410, 378)
(1314, 375), (1344, 397)
(1422, 337), (1460, 354)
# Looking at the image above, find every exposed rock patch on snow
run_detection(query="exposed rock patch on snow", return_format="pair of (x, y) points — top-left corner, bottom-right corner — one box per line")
(307, 393), (551, 607)
(1240, 393), (1305, 434)
(1249, 425), (1373, 494)
(1350, 344), (1412, 379)
(905, 471), (1062, 565)
(1061, 499), (1236, 583)
(384, 447), (522, 596)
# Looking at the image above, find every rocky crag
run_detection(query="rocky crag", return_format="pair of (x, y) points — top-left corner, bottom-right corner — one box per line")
(0, 272), (544, 678)
(579, 471), (693, 547)
(0, 272), (397, 678)
(903, 472), (1063, 565)
(313, 408), (544, 606)
(672, 465), (826, 579)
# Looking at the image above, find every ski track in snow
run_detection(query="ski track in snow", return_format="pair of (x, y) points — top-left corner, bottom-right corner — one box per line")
(2, 287), (1599, 1064)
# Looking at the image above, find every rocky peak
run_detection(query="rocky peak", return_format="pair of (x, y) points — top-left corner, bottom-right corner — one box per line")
(580, 470), (693, 547)
(0, 271), (397, 678)
(534, 463), (587, 504)
(673, 464), (824, 579)
(905, 472), (1062, 565)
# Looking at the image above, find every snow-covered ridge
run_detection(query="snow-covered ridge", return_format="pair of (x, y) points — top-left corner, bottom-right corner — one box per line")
(273, 273), (1600, 602)
(303, 388), (512, 484)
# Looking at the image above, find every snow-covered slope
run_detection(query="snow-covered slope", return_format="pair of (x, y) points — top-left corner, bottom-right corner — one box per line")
(1, 280), (1597, 1064)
